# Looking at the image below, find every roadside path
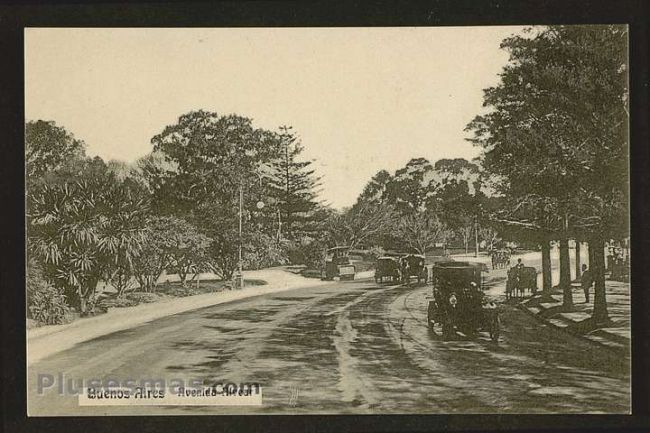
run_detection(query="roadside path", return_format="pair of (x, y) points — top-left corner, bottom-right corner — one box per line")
(452, 251), (630, 355)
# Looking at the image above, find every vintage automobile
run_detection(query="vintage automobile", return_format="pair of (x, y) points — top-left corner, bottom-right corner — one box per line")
(505, 265), (538, 299)
(400, 254), (428, 284)
(322, 246), (356, 281)
(427, 261), (500, 342)
(374, 256), (401, 284)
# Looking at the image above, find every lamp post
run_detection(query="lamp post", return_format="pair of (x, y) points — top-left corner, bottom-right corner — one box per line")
(235, 180), (244, 289)
(234, 172), (265, 290)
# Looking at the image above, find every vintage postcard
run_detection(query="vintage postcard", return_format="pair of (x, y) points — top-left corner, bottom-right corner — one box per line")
(25, 26), (630, 416)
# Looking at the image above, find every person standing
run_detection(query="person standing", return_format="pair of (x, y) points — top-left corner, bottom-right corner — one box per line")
(400, 257), (410, 285)
(580, 264), (594, 303)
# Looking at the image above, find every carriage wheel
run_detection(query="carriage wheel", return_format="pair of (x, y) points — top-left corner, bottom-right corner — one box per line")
(442, 321), (455, 340)
(461, 324), (477, 338)
(427, 317), (437, 333)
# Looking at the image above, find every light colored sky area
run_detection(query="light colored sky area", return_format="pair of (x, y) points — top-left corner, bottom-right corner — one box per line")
(25, 26), (525, 209)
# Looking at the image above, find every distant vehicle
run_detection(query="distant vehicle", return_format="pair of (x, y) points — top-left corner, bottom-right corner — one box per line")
(400, 254), (428, 284)
(427, 261), (500, 342)
(374, 256), (401, 284)
(322, 246), (356, 281)
(489, 249), (511, 269)
(505, 266), (538, 299)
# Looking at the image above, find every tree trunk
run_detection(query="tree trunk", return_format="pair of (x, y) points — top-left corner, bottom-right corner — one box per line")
(591, 236), (609, 324)
(559, 237), (573, 309)
(136, 275), (146, 292)
(179, 271), (187, 287)
(575, 241), (581, 282)
(77, 286), (87, 315)
(541, 240), (553, 300)
(474, 217), (479, 258)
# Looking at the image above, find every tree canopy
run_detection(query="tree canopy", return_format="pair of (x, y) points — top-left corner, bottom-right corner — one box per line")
(26, 120), (86, 180)
(466, 25), (628, 241)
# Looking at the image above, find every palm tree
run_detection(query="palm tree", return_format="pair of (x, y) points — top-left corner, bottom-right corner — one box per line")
(27, 179), (148, 314)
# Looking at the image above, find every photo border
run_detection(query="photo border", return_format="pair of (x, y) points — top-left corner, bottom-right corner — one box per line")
(1, 1), (649, 432)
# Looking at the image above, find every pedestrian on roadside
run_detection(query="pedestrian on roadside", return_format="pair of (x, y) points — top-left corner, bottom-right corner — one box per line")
(400, 257), (410, 285)
(580, 263), (593, 303)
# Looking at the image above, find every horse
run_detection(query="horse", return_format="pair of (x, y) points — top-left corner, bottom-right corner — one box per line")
(490, 249), (511, 269)
(506, 266), (538, 299)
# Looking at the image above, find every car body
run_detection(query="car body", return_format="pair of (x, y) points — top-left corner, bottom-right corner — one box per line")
(322, 246), (356, 281)
(427, 261), (499, 342)
(374, 256), (401, 283)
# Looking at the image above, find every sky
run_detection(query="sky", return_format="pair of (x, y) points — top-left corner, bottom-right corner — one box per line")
(25, 26), (525, 209)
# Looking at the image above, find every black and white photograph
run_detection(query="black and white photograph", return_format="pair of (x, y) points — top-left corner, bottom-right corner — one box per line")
(23, 25), (632, 416)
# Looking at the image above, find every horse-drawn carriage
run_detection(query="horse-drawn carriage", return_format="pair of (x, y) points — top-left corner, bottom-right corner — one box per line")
(505, 265), (538, 299)
(427, 261), (500, 342)
(322, 246), (356, 281)
(489, 249), (511, 269)
(400, 254), (428, 284)
(374, 256), (401, 283)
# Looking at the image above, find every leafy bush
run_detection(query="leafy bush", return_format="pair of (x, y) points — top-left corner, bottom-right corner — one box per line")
(98, 292), (166, 309)
(243, 233), (289, 270)
(286, 236), (327, 269)
(104, 296), (138, 308)
(167, 287), (203, 297)
(27, 260), (72, 325)
(285, 241), (306, 265)
(126, 292), (164, 303)
(303, 239), (327, 270)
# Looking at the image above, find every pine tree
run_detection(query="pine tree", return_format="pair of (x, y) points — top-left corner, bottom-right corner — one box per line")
(267, 126), (321, 238)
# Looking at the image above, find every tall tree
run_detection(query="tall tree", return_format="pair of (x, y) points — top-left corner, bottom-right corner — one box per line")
(396, 211), (451, 255)
(479, 225), (501, 252)
(266, 126), (321, 238)
(25, 120), (86, 181)
(355, 169), (392, 206)
(384, 157), (436, 214)
(325, 202), (396, 250)
(148, 110), (284, 275)
(466, 25), (629, 315)
(149, 110), (282, 214)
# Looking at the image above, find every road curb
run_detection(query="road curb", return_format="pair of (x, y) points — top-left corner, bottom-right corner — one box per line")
(516, 301), (629, 357)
